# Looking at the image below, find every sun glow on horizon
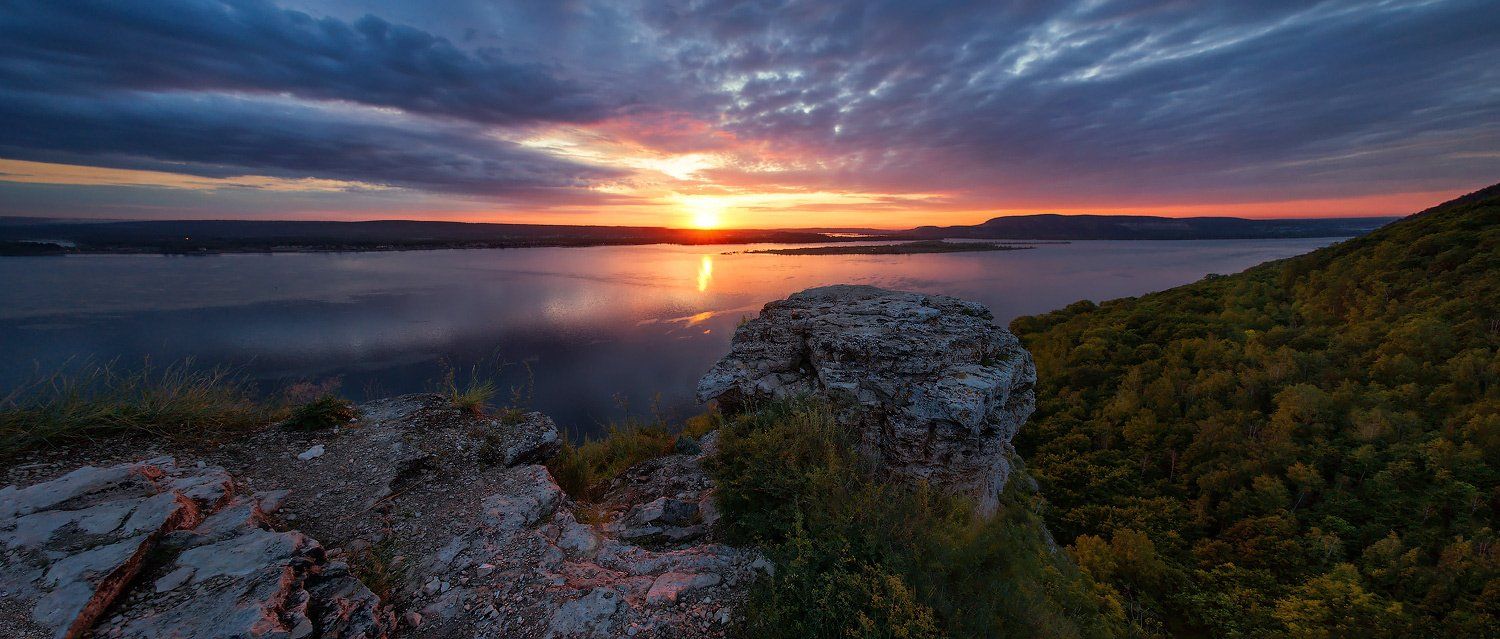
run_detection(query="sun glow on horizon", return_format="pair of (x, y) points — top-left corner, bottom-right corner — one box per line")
(678, 195), (729, 229)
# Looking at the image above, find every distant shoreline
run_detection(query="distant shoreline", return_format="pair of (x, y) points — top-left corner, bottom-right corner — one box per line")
(0, 214), (1394, 257)
(738, 240), (1043, 255)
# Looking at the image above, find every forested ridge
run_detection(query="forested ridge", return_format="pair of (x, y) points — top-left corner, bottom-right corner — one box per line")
(1012, 184), (1499, 637)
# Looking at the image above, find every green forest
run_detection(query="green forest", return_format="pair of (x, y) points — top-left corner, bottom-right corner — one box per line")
(1010, 185), (1499, 637)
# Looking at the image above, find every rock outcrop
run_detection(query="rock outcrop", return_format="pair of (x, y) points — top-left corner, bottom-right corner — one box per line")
(697, 285), (1037, 514)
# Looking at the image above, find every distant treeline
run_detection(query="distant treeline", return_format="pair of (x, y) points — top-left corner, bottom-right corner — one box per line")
(0, 219), (855, 255)
(0, 212), (1399, 255)
(912, 213), (1398, 240)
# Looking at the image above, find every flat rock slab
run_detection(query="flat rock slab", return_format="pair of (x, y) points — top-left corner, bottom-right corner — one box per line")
(95, 500), (387, 639)
(402, 463), (764, 639)
(1, 459), (389, 639)
(207, 394), (560, 550)
(0, 458), (230, 639)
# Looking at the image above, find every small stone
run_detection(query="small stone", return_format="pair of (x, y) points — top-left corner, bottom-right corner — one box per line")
(296, 444), (325, 461)
(405, 611), (423, 627)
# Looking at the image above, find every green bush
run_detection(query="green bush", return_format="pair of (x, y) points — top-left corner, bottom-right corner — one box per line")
(709, 399), (1128, 638)
(548, 411), (720, 501)
(282, 394), (358, 430)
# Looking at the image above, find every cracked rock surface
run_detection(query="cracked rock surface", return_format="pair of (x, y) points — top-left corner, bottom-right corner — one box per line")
(0, 457), (386, 639)
(698, 284), (1037, 514)
(3, 395), (759, 638)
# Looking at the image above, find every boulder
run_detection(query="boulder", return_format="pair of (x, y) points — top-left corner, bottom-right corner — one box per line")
(490, 411), (562, 466)
(697, 285), (1037, 514)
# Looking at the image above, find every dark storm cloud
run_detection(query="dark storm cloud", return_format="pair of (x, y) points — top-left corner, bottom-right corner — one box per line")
(0, 0), (616, 125)
(0, 90), (624, 197)
(644, 0), (1500, 201)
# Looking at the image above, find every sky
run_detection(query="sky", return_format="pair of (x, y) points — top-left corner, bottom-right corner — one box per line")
(0, 0), (1496, 229)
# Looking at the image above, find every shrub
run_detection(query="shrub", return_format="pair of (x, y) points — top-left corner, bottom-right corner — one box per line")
(348, 537), (406, 604)
(743, 525), (940, 639)
(709, 398), (1128, 638)
(547, 411), (721, 501)
(548, 422), (677, 500)
(282, 394), (358, 430)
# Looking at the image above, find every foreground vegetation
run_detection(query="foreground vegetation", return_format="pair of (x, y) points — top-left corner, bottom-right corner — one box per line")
(1010, 185), (1499, 636)
(0, 360), (280, 457)
(0, 360), (510, 461)
(709, 399), (1127, 638)
(548, 412), (716, 500)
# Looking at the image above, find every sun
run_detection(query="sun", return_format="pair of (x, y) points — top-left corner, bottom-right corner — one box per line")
(678, 195), (728, 229)
(692, 207), (721, 230)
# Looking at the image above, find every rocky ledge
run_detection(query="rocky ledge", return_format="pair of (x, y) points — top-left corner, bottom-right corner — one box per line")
(2, 285), (1038, 638)
(698, 284), (1037, 514)
(1, 396), (762, 639)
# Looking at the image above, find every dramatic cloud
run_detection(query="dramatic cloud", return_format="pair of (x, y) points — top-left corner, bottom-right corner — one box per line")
(0, 0), (617, 124)
(0, 0), (1495, 224)
(0, 91), (626, 198)
(646, 0), (1500, 202)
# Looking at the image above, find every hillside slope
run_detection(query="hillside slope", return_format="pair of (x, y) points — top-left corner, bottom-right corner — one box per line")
(1011, 185), (1499, 637)
(911, 213), (1396, 240)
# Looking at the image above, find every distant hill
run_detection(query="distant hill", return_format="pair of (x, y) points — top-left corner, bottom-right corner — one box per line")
(1010, 183), (1499, 636)
(910, 213), (1398, 240)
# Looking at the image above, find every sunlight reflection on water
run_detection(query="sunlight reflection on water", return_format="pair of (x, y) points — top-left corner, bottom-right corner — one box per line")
(0, 238), (1341, 435)
(696, 254), (713, 292)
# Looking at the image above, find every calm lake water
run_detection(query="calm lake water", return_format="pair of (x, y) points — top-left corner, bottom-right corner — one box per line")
(0, 238), (1340, 436)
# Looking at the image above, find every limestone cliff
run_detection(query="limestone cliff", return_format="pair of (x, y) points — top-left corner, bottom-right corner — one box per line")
(698, 285), (1037, 514)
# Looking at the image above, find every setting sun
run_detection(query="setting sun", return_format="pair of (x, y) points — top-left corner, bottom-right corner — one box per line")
(678, 195), (727, 229)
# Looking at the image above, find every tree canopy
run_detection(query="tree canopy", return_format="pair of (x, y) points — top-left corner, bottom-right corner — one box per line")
(1011, 184), (1500, 637)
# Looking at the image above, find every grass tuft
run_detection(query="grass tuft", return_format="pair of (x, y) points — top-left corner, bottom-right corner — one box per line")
(348, 536), (406, 604)
(0, 359), (280, 458)
(440, 365), (497, 415)
(547, 412), (718, 501)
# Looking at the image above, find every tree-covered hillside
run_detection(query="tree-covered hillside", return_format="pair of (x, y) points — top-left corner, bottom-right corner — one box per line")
(1011, 185), (1499, 637)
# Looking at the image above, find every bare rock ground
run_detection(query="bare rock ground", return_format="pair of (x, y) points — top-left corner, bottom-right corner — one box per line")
(2, 394), (761, 638)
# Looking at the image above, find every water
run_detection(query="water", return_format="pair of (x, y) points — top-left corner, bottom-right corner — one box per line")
(0, 238), (1340, 435)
